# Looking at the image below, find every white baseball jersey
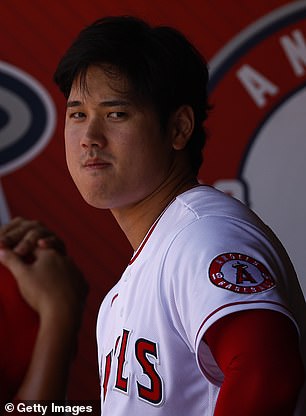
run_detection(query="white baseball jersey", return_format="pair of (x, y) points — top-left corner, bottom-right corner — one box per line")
(97, 186), (306, 415)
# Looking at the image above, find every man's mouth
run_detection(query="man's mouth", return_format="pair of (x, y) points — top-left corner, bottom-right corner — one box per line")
(83, 158), (112, 169)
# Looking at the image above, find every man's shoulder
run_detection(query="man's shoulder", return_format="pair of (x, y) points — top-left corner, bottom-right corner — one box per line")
(162, 185), (272, 256)
(175, 185), (253, 220)
(142, 185), (268, 264)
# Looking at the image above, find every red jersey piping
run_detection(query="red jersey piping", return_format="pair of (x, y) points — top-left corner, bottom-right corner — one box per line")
(128, 184), (204, 265)
(129, 220), (160, 265)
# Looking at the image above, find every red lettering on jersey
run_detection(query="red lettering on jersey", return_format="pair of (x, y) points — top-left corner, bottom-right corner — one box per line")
(103, 332), (164, 406)
(114, 335), (120, 355)
(103, 351), (112, 401)
(115, 329), (130, 393)
(135, 339), (163, 406)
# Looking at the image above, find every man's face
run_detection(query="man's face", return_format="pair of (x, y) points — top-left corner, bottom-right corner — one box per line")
(64, 66), (175, 210)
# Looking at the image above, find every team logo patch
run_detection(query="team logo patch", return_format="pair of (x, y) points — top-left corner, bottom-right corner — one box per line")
(209, 253), (275, 294)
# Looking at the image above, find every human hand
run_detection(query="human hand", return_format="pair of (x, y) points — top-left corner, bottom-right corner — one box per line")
(0, 217), (66, 258)
(0, 247), (88, 326)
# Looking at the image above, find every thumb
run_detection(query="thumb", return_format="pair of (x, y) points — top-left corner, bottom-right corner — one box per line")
(0, 248), (27, 278)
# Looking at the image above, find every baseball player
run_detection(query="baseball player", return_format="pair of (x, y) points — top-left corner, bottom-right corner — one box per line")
(52, 16), (305, 415)
(0, 15), (304, 414)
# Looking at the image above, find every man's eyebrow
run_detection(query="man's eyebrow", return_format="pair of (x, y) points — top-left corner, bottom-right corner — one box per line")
(66, 100), (82, 108)
(100, 99), (131, 107)
(66, 99), (131, 108)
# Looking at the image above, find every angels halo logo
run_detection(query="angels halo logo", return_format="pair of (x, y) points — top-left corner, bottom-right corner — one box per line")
(209, 253), (275, 294)
(0, 61), (56, 176)
(202, 2), (306, 296)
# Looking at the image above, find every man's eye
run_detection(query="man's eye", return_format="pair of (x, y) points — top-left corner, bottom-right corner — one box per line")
(107, 111), (126, 119)
(70, 112), (85, 119)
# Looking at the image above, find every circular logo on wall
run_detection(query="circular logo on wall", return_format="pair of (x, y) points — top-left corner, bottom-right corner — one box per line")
(0, 61), (56, 176)
(201, 2), (306, 297)
(209, 252), (275, 294)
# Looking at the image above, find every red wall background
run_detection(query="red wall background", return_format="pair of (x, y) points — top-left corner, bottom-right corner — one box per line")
(0, 0), (304, 401)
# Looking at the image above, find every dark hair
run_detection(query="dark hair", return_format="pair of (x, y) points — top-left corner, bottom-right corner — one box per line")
(54, 16), (210, 175)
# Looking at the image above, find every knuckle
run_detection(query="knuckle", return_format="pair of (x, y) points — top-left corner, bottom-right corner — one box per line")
(12, 216), (24, 223)
(27, 228), (44, 239)
(20, 237), (35, 246)
(10, 217), (26, 229)
(28, 220), (42, 228)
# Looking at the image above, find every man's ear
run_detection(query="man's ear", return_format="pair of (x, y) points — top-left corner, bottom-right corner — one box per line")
(171, 105), (194, 150)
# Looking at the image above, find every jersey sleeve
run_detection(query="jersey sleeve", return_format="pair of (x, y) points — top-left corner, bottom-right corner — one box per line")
(161, 214), (300, 385)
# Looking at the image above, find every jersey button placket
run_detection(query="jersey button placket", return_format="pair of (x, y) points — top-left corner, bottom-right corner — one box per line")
(123, 268), (131, 282)
(120, 268), (131, 318)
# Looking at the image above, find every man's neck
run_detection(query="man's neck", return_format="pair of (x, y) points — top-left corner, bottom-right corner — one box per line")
(111, 173), (198, 251)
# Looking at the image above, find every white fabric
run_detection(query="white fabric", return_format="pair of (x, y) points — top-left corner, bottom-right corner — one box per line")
(97, 186), (305, 415)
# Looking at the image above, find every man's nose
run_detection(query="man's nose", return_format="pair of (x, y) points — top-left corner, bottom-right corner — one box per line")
(81, 118), (106, 148)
